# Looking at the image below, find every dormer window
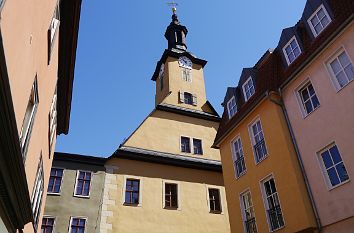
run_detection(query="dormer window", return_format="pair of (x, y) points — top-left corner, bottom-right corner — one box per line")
(242, 77), (255, 101)
(283, 36), (301, 65)
(227, 96), (237, 119)
(308, 4), (331, 37)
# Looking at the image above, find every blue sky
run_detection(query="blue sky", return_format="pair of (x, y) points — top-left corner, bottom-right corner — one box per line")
(56, 0), (307, 156)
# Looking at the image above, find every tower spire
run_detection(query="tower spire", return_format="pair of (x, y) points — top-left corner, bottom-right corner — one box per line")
(165, 2), (188, 51)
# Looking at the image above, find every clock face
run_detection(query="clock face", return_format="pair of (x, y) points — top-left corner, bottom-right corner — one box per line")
(178, 56), (192, 69)
(159, 63), (165, 78)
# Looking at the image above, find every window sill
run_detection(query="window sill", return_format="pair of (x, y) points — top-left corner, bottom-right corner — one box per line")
(255, 154), (268, 165)
(328, 179), (350, 191)
(73, 194), (90, 199)
(164, 206), (179, 210)
(209, 210), (222, 214)
(270, 225), (285, 232)
(335, 78), (354, 94)
(123, 202), (141, 207)
(235, 171), (247, 180)
(47, 192), (61, 196)
(302, 105), (320, 119)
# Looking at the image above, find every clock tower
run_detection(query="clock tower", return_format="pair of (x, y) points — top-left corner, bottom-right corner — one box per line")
(151, 11), (217, 115)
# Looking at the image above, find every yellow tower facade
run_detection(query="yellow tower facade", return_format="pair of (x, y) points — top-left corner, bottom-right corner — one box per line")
(99, 11), (231, 233)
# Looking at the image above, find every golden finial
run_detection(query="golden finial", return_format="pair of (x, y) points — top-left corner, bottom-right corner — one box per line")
(167, 2), (178, 14)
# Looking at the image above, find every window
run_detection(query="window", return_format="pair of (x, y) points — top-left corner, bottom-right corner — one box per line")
(283, 37), (301, 65)
(208, 188), (222, 213)
(41, 217), (55, 233)
(164, 183), (178, 209)
(0, 0), (5, 12)
(125, 179), (140, 205)
(250, 120), (267, 163)
(193, 138), (203, 155)
(308, 5), (331, 37)
(227, 96), (237, 118)
(49, 88), (57, 154)
(182, 68), (192, 82)
(298, 82), (320, 115)
(232, 137), (246, 178)
(74, 171), (92, 197)
(240, 191), (257, 233)
(319, 144), (349, 188)
(328, 50), (354, 90)
(242, 77), (255, 101)
(181, 136), (191, 153)
(48, 3), (60, 59)
(179, 91), (197, 106)
(20, 78), (39, 159)
(69, 217), (86, 233)
(48, 168), (63, 194)
(31, 157), (44, 231)
(262, 177), (284, 231)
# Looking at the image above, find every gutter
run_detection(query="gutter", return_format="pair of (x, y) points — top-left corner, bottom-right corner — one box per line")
(266, 90), (322, 232)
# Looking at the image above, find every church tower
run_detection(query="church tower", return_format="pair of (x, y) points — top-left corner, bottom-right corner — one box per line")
(100, 8), (231, 233)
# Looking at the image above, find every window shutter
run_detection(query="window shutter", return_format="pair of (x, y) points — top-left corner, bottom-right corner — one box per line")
(179, 91), (184, 103)
(192, 94), (197, 106)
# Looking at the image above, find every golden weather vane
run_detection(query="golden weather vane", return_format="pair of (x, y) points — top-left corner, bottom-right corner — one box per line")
(167, 2), (178, 14)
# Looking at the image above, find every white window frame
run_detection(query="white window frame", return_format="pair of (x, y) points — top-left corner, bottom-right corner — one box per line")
(295, 79), (320, 117)
(49, 87), (57, 155)
(205, 185), (223, 214)
(31, 156), (44, 231)
(162, 180), (181, 210)
(73, 170), (93, 198)
(307, 4), (332, 37)
(242, 77), (255, 101)
(248, 117), (268, 164)
(317, 142), (350, 190)
(326, 47), (354, 91)
(20, 77), (39, 159)
(49, 2), (60, 60)
(122, 176), (143, 207)
(231, 136), (246, 178)
(47, 167), (65, 195)
(259, 175), (285, 232)
(282, 36), (302, 65)
(68, 216), (87, 233)
(227, 96), (237, 119)
(239, 189), (258, 233)
(41, 216), (56, 233)
(192, 138), (203, 155)
(180, 135), (191, 154)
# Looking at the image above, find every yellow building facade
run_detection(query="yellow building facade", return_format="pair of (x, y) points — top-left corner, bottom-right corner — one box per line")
(213, 54), (317, 233)
(99, 12), (230, 233)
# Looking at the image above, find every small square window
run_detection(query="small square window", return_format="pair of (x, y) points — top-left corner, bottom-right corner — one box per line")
(283, 37), (301, 65)
(328, 50), (354, 90)
(308, 5), (331, 37)
(179, 91), (197, 106)
(184, 92), (193, 105)
(74, 171), (92, 197)
(69, 217), (86, 233)
(208, 188), (222, 213)
(48, 168), (63, 194)
(165, 183), (178, 209)
(242, 77), (255, 101)
(227, 97), (237, 119)
(125, 179), (140, 205)
(41, 217), (55, 233)
(319, 144), (349, 188)
(298, 82), (320, 115)
(181, 136), (191, 153)
(193, 138), (203, 155)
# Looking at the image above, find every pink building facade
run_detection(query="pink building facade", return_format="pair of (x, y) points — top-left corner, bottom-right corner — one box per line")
(280, 0), (354, 232)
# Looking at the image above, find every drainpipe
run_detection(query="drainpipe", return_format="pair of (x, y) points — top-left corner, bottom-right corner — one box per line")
(266, 90), (322, 233)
